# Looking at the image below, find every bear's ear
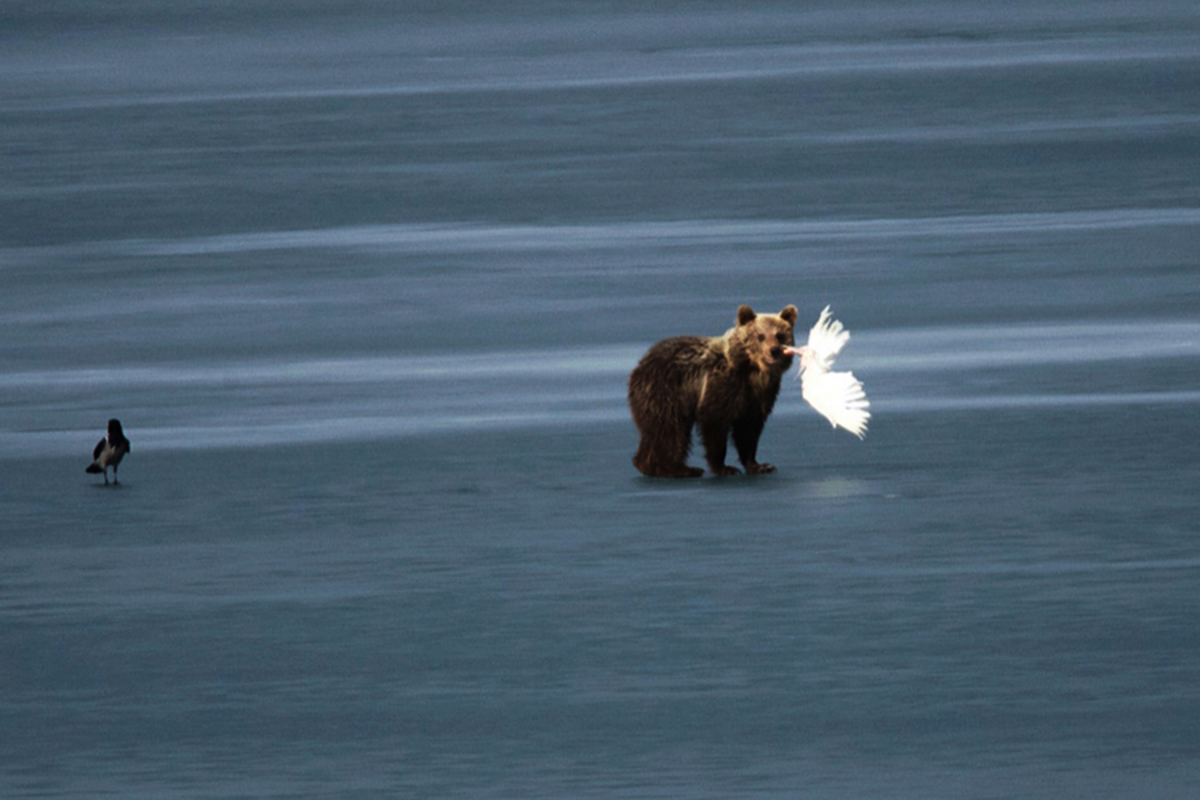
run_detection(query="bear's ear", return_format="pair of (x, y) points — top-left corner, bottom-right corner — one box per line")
(780, 305), (798, 326)
(737, 305), (757, 326)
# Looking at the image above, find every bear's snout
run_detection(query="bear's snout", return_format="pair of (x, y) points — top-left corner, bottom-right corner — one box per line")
(770, 345), (787, 360)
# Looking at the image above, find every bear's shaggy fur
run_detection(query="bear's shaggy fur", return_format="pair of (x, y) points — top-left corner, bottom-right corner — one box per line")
(628, 304), (798, 477)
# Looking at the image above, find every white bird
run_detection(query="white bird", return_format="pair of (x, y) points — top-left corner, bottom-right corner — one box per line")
(784, 306), (870, 439)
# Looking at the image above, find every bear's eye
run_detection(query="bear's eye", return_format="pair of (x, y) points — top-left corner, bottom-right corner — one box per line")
(776, 333), (786, 343)
(757, 334), (766, 342)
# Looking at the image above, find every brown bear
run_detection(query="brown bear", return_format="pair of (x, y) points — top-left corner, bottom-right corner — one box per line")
(628, 304), (798, 477)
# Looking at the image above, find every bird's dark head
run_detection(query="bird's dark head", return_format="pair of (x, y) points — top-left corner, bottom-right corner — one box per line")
(107, 419), (124, 437)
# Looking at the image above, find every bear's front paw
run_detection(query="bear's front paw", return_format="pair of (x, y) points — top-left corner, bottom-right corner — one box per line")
(711, 465), (742, 476)
(745, 462), (776, 475)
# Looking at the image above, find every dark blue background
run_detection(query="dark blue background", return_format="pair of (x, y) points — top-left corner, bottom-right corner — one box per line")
(3, 2), (1199, 797)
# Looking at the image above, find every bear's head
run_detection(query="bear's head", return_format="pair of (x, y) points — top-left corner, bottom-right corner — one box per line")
(728, 304), (799, 373)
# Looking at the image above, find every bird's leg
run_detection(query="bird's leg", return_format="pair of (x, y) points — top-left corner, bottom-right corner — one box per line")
(782, 345), (812, 374)
(113, 465), (120, 485)
(103, 468), (110, 486)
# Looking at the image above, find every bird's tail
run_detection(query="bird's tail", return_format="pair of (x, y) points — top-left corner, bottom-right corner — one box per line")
(86, 463), (103, 474)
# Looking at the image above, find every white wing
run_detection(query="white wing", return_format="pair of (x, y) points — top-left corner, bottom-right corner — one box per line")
(798, 306), (871, 439)
(805, 305), (849, 371)
(801, 367), (871, 439)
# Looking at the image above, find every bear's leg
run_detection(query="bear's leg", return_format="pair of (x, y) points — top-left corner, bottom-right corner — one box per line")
(633, 420), (703, 478)
(733, 415), (775, 475)
(699, 418), (740, 476)
(629, 364), (704, 477)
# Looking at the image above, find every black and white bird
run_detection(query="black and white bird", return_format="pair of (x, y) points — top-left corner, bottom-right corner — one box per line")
(86, 418), (131, 485)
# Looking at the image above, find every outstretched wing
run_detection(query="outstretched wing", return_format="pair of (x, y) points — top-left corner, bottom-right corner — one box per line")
(805, 305), (849, 371)
(92, 437), (107, 461)
(801, 368), (870, 439)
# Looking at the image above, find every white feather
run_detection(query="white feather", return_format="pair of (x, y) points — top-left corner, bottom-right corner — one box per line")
(789, 306), (871, 439)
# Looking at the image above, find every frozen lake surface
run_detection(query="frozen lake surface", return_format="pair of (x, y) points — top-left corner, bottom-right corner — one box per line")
(3, 2), (1200, 797)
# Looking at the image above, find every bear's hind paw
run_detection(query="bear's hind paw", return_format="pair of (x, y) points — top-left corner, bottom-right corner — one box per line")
(745, 462), (776, 475)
